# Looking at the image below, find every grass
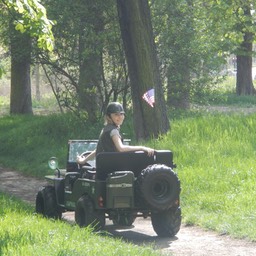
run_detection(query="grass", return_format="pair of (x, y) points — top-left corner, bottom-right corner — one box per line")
(0, 95), (134, 177)
(0, 193), (159, 256)
(2, 109), (256, 241)
(1, 78), (256, 244)
(163, 112), (256, 240)
(193, 76), (256, 107)
(0, 113), (105, 176)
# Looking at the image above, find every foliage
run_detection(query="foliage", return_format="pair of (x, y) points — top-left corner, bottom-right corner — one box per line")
(151, 0), (227, 108)
(150, 0), (256, 105)
(204, 0), (256, 52)
(192, 76), (256, 106)
(0, 193), (159, 256)
(198, 0), (256, 95)
(0, 0), (55, 116)
(39, 0), (129, 118)
(1, 0), (54, 51)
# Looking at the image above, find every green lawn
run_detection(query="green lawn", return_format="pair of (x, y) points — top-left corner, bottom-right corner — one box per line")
(1, 109), (256, 241)
(0, 193), (159, 256)
(166, 112), (256, 240)
(1, 84), (256, 250)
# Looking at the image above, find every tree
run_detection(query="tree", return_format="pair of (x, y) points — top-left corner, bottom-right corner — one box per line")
(1, 0), (54, 114)
(40, 0), (129, 120)
(235, 4), (255, 95)
(2, 0), (54, 51)
(151, 0), (230, 109)
(117, 0), (169, 140)
(9, 21), (33, 114)
(76, 2), (104, 122)
(151, 0), (194, 109)
(202, 0), (256, 95)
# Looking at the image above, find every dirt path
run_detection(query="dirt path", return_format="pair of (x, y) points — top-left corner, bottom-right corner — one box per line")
(1, 166), (256, 256)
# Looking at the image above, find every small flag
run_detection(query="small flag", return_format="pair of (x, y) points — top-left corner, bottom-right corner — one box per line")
(142, 88), (155, 108)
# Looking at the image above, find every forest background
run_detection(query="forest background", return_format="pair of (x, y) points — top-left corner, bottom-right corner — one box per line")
(1, 0), (256, 140)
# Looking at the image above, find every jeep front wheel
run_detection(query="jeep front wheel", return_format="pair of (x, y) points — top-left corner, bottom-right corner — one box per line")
(75, 195), (105, 231)
(35, 186), (62, 219)
(138, 164), (180, 210)
(151, 207), (181, 237)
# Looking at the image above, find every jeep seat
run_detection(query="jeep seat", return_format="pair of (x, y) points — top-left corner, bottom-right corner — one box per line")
(95, 150), (174, 180)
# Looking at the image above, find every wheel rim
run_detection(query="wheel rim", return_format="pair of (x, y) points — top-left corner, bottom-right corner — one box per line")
(151, 178), (170, 200)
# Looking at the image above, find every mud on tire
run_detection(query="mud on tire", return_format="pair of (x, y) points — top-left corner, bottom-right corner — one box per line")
(35, 186), (62, 219)
(137, 164), (180, 210)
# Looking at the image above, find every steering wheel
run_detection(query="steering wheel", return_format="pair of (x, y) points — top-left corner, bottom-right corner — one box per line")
(79, 151), (92, 167)
(77, 151), (96, 169)
(78, 151), (96, 179)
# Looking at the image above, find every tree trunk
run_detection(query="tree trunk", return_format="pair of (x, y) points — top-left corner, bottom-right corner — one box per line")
(117, 0), (170, 140)
(77, 3), (104, 122)
(78, 56), (102, 122)
(236, 7), (255, 95)
(10, 25), (33, 115)
(236, 34), (255, 95)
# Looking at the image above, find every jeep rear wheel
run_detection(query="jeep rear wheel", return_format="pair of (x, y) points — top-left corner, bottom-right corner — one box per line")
(75, 195), (105, 231)
(138, 164), (180, 210)
(151, 207), (181, 237)
(35, 186), (62, 219)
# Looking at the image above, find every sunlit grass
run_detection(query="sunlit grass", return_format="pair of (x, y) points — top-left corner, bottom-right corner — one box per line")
(154, 112), (256, 240)
(2, 105), (256, 241)
(193, 76), (256, 106)
(0, 94), (59, 116)
(1, 78), (256, 241)
(0, 193), (160, 256)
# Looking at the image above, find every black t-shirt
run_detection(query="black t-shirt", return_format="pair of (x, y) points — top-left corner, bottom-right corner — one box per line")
(96, 124), (122, 154)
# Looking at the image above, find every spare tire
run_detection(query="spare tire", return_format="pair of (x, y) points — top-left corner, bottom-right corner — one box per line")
(138, 164), (180, 211)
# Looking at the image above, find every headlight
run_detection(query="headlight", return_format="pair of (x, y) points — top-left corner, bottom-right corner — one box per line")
(48, 157), (58, 170)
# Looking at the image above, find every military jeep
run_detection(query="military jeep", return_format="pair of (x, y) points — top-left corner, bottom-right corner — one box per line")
(35, 140), (181, 237)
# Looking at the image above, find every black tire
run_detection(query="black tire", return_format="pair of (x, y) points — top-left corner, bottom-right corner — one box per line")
(151, 207), (181, 237)
(75, 195), (105, 231)
(35, 186), (62, 219)
(112, 211), (136, 226)
(138, 164), (180, 210)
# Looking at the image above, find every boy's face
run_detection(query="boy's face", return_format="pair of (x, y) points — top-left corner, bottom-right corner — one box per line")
(110, 112), (125, 126)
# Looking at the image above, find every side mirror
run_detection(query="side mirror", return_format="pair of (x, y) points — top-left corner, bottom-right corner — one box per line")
(48, 157), (58, 170)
